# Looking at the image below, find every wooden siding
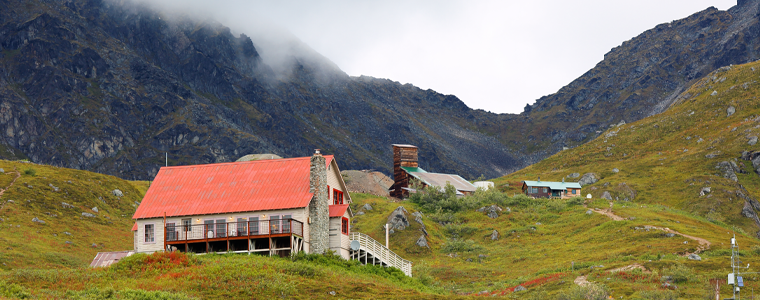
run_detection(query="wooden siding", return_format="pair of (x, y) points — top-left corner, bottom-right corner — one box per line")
(328, 209), (351, 259)
(135, 207), (308, 253)
(391, 145), (418, 198)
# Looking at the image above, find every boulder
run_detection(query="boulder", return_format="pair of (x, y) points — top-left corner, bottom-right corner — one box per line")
(112, 189), (124, 197)
(578, 173), (599, 186)
(687, 254), (702, 261)
(64, 232), (71, 235)
(92, 207), (99, 213)
(568, 173), (580, 179)
(478, 205), (503, 219)
(750, 136), (758, 146)
(491, 230), (499, 240)
(700, 187), (711, 196)
(586, 210), (593, 215)
(711, 90), (718, 96)
(356, 211), (365, 216)
(705, 151), (721, 159)
(61, 202), (74, 209)
(49, 184), (59, 192)
(387, 206), (410, 231)
(665, 233), (675, 238)
(601, 191), (612, 200)
(32, 217), (45, 224)
(716, 161), (739, 182)
(728, 106), (736, 117)
(82, 212), (96, 218)
(612, 168), (619, 173)
(362, 203), (373, 211)
(514, 285), (526, 292)
(415, 235), (429, 248)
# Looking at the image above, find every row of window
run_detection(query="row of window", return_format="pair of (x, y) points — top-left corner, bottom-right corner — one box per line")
(144, 214), (294, 243)
(327, 185), (345, 205)
(526, 187), (578, 194)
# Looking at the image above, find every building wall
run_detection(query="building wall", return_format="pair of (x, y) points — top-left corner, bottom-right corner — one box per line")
(326, 160), (349, 203)
(134, 207), (309, 253)
(328, 211), (351, 259)
(523, 185), (551, 198)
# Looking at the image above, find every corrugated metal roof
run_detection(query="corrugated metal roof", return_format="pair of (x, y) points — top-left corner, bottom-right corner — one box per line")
(523, 180), (582, 190)
(133, 156), (334, 220)
(401, 166), (427, 173)
(131, 223), (137, 231)
(329, 204), (349, 217)
(392, 144), (417, 148)
(90, 251), (134, 268)
(409, 172), (476, 192)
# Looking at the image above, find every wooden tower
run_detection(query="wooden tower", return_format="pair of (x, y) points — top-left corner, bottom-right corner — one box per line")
(390, 144), (418, 198)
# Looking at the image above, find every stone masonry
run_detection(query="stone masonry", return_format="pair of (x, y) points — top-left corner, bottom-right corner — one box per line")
(308, 151), (329, 254)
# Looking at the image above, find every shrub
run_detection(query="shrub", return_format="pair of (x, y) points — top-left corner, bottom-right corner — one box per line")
(65, 287), (192, 300)
(0, 280), (30, 299)
(443, 224), (477, 239)
(557, 282), (609, 300)
(566, 196), (584, 206)
(440, 239), (483, 253)
(23, 168), (35, 176)
(637, 289), (679, 300)
(111, 251), (198, 273)
(546, 199), (566, 212)
(663, 263), (695, 283)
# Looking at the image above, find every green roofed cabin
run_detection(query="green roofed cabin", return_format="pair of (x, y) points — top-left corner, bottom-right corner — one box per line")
(522, 177), (581, 199)
(390, 144), (477, 198)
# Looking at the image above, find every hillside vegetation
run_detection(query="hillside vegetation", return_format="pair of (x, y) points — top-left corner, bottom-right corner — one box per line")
(496, 59), (760, 239)
(0, 160), (144, 270)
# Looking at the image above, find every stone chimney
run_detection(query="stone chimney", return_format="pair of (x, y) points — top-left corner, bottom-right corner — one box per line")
(308, 149), (329, 254)
(390, 144), (418, 198)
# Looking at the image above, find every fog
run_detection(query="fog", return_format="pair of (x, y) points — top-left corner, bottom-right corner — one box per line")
(130, 0), (736, 114)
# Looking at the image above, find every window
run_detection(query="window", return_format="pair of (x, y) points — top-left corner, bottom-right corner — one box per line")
(249, 216), (259, 235)
(144, 224), (155, 243)
(543, 187), (548, 193)
(166, 223), (177, 241)
(333, 189), (344, 205)
(327, 185), (330, 200)
(215, 219), (226, 238)
(531, 187), (537, 193)
(341, 217), (349, 235)
(182, 218), (191, 232)
(237, 218), (247, 236)
(572, 189), (577, 195)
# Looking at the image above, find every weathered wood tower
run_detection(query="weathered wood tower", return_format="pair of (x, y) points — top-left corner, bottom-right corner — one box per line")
(390, 144), (418, 198)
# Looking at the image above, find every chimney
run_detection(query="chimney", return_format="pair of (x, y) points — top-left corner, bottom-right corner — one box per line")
(390, 144), (418, 198)
(562, 177), (565, 183)
(308, 149), (329, 254)
(538, 176), (541, 182)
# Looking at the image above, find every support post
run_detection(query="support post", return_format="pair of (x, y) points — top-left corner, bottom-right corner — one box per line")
(385, 223), (389, 248)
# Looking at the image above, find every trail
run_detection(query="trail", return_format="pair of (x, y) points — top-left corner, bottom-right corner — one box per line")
(0, 170), (21, 212)
(575, 201), (713, 286)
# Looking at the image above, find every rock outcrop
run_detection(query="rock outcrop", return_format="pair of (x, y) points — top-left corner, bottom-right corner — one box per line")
(579, 173), (599, 186)
(388, 206), (410, 231)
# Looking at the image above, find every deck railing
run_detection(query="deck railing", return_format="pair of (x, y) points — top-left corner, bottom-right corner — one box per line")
(349, 232), (413, 277)
(165, 219), (303, 243)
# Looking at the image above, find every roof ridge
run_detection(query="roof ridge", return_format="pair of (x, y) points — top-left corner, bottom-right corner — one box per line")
(159, 155), (335, 170)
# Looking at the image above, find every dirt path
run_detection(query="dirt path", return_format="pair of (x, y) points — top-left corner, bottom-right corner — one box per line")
(589, 202), (711, 253)
(0, 170), (21, 212)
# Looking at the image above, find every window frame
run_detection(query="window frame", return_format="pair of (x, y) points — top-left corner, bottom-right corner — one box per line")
(144, 223), (155, 244)
(333, 189), (344, 205)
(341, 217), (349, 235)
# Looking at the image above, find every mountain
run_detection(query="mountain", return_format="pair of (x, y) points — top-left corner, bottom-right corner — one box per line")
(489, 0), (760, 161)
(494, 59), (760, 238)
(0, 0), (521, 180)
(1, 0), (760, 182)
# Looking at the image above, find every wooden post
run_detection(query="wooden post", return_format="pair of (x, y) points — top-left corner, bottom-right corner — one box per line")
(163, 212), (167, 251)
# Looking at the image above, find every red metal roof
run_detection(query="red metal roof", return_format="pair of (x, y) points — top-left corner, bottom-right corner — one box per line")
(131, 223), (137, 231)
(329, 204), (349, 217)
(133, 156), (334, 220)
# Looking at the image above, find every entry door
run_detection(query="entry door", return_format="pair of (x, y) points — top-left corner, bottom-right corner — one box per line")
(236, 218), (247, 236)
(270, 215), (280, 234)
(249, 217), (259, 235)
(204, 220), (214, 238)
(282, 215), (292, 233)
(215, 219), (226, 238)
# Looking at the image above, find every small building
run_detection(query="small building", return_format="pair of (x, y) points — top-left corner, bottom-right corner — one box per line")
(474, 181), (494, 190)
(390, 144), (476, 198)
(522, 178), (581, 199)
(131, 151), (353, 259)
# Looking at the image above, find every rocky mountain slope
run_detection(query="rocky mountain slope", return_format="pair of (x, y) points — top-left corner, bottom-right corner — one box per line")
(1, 0), (760, 181)
(488, 0), (760, 161)
(0, 0), (521, 180)
(495, 59), (760, 238)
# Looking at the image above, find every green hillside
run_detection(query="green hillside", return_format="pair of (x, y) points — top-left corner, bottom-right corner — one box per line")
(0, 160), (144, 270)
(495, 59), (760, 238)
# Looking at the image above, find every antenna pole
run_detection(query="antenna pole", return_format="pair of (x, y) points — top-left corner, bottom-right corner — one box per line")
(165, 153), (168, 167)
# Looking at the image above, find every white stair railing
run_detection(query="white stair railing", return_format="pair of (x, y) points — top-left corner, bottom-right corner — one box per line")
(349, 232), (413, 277)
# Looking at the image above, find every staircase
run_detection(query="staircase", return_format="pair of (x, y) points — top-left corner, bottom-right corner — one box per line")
(349, 232), (413, 277)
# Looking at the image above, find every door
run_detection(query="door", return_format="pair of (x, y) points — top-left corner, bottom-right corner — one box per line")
(215, 219), (226, 238)
(182, 218), (191, 239)
(270, 215), (280, 234)
(204, 220), (214, 238)
(166, 223), (177, 241)
(237, 218), (247, 236)
(249, 217), (259, 235)
(282, 215), (292, 233)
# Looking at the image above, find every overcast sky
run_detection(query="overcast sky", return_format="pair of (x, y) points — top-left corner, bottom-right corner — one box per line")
(145, 0), (737, 114)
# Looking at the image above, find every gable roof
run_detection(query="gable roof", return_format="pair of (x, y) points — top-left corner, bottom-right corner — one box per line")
(329, 204), (350, 218)
(408, 171), (477, 192)
(133, 156), (334, 220)
(523, 180), (582, 190)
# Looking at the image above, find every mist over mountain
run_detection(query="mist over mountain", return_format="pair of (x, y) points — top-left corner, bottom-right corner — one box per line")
(0, 0), (757, 180)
